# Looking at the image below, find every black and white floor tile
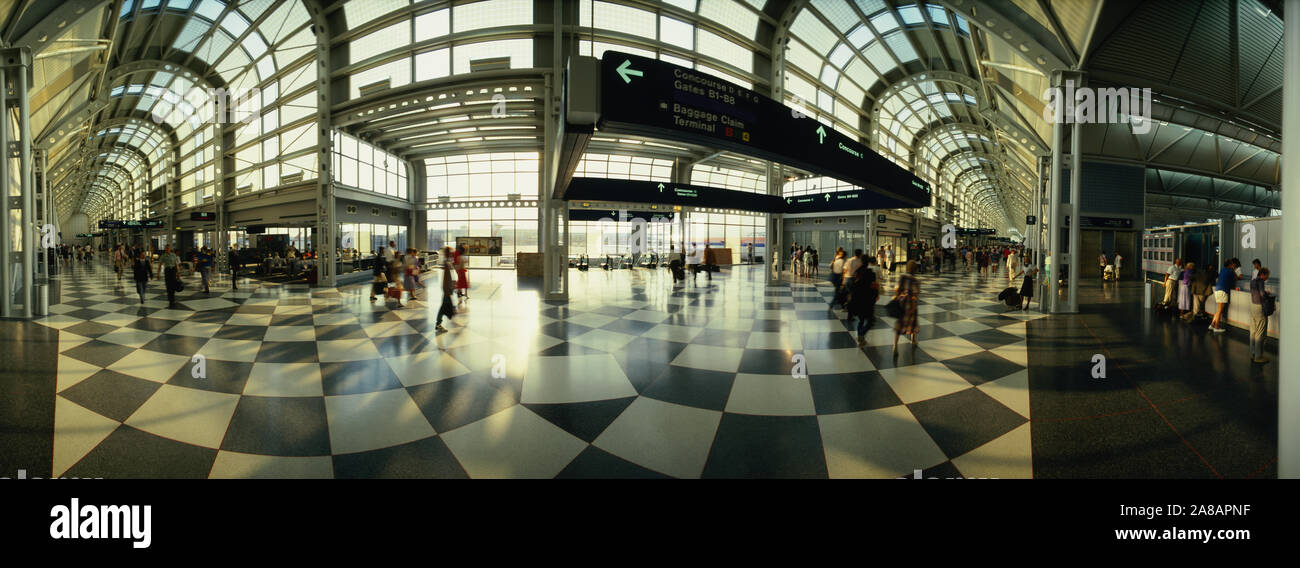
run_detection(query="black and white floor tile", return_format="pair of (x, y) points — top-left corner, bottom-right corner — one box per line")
(40, 261), (1039, 478)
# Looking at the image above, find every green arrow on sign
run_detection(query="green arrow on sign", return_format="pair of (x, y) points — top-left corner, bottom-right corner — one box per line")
(786, 198), (792, 204)
(824, 193), (830, 201)
(616, 60), (643, 84)
(816, 125), (827, 144)
(657, 183), (665, 192)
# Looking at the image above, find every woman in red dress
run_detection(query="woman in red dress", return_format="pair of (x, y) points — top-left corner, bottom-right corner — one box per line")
(454, 243), (469, 300)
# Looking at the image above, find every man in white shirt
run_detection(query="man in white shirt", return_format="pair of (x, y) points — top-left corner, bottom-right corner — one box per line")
(843, 249), (863, 292)
(884, 245), (894, 273)
(1163, 259), (1183, 305)
(1113, 253), (1123, 281)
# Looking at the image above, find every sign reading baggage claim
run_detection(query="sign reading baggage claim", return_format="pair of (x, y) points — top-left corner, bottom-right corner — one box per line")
(599, 52), (931, 209)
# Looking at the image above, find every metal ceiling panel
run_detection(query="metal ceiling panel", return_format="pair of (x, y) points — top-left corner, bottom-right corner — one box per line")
(1168, 0), (1233, 105)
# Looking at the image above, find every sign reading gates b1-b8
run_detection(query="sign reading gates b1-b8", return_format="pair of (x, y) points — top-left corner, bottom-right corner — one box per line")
(598, 51), (930, 210)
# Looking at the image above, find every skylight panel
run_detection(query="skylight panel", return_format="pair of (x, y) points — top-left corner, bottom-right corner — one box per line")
(927, 5), (949, 26)
(195, 0), (224, 21)
(828, 42), (853, 68)
(870, 11), (899, 34)
(847, 24), (875, 49)
(220, 11), (250, 37)
(855, 0), (888, 16)
(862, 41), (893, 72)
(811, 0), (859, 32)
(659, 16), (694, 50)
(884, 31), (918, 62)
(790, 11), (837, 54)
(699, 0), (759, 37)
(172, 18), (210, 51)
(819, 65), (839, 87)
(898, 5), (924, 26)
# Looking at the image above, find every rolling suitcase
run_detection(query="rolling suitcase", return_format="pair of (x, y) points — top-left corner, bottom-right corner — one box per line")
(997, 287), (1021, 308)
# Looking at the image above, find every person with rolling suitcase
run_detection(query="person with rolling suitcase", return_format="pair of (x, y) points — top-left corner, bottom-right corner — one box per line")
(1019, 267), (1038, 311)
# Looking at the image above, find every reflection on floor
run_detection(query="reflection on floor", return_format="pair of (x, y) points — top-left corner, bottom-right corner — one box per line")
(10, 259), (1276, 478)
(1026, 278), (1278, 478)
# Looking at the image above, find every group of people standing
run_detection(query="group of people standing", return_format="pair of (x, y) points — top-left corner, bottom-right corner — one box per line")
(958, 245), (1014, 276)
(1161, 256), (1275, 363)
(790, 244), (819, 278)
(1098, 251), (1125, 281)
(58, 245), (96, 264)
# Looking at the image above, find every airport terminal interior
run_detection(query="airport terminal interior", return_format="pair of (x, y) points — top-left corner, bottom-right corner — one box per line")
(0, 0), (1294, 479)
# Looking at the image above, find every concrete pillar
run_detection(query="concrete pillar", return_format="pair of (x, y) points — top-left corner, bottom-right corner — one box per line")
(409, 160), (427, 250)
(1278, 0), (1299, 479)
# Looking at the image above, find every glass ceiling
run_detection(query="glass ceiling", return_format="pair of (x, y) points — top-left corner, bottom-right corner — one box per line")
(56, 0), (1281, 231)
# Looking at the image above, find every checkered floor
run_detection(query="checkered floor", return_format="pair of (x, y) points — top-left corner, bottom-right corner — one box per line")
(38, 260), (1042, 478)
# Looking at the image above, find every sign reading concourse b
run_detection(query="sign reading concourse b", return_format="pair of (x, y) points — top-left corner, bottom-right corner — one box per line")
(599, 51), (931, 209)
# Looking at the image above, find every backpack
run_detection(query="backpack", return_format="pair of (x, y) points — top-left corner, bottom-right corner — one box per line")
(1261, 292), (1276, 317)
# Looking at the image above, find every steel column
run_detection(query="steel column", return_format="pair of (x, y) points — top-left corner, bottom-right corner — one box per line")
(1047, 71), (1066, 313)
(1067, 74), (1084, 313)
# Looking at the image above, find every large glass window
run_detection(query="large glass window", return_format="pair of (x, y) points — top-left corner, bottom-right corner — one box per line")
(425, 152), (540, 268)
(332, 130), (409, 199)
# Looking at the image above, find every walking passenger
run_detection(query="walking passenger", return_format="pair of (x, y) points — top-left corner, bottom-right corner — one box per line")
(454, 243), (470, 298)
(848, 258), (879, 346)
(370, 247), (386, 302)
(828, 248), (846, 309)
(194, 247), (214, 293)
(435, 247), (457, 332)
(892, 260), (919, 354)
(132, 249), (152, 304)
(389, 250), (406, 308)
(405, 248), (422, 303)
(156, 245), (181, 308)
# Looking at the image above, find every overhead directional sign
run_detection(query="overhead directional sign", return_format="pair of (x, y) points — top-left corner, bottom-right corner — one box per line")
(598, 51), (931, 208)
(566, 177), (785, 212)
(784, 189), (926, 213)
(568, 209), (675, 222)
(98, 219), (164, 229)
(565, 178), (918, 214)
